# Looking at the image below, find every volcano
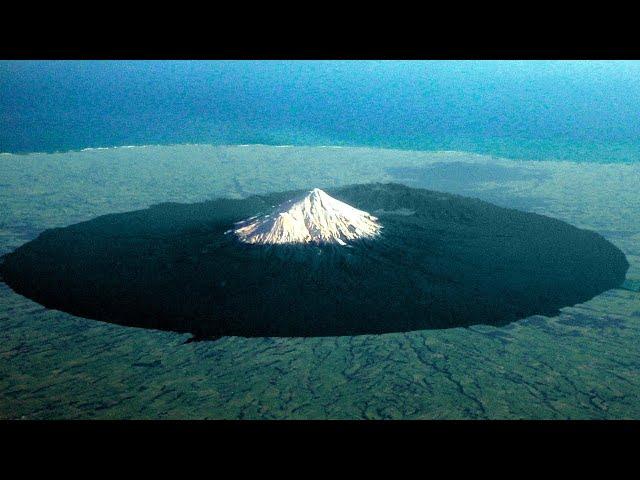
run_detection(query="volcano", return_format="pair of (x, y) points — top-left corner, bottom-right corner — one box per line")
(232, 188), (382, 245)
(0, 183), (629, 338)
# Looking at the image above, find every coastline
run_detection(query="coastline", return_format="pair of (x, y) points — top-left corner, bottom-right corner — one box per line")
(0, 143), (640, 165)
(1, 140), (639, 164)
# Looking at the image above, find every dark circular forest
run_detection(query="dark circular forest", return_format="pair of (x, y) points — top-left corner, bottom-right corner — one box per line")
(0, 183), (629, 338)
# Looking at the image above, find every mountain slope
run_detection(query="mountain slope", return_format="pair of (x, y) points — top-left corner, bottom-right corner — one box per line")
(0, 183), (629, 337)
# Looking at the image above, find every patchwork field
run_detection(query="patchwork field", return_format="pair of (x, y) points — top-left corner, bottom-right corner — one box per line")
(1, 145), (639, 419)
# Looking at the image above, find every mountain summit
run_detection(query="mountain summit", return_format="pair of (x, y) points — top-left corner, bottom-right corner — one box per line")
(232, 188), (382, 245)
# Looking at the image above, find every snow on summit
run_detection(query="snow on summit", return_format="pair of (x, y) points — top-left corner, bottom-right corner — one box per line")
(233, 188), (382, 245)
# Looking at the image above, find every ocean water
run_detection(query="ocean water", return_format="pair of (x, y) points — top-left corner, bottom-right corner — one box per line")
(2, 60), (640, 163)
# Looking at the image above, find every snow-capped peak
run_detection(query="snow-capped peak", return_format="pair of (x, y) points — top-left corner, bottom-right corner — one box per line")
(233, 188), (382, 245)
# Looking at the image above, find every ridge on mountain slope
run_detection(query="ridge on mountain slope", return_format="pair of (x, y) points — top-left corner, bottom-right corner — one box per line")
(232, 188), (382, 245)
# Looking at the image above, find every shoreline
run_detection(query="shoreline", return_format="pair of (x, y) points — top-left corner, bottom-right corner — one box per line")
(1, 142), (637, 166)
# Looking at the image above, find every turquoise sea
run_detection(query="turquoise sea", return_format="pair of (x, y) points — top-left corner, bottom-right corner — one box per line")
(2, 60), (640, 163)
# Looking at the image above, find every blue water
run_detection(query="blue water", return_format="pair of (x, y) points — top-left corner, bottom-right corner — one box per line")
(2, 60), (640, 162)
